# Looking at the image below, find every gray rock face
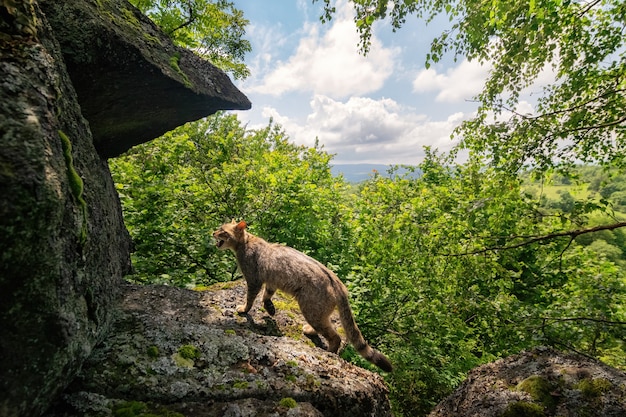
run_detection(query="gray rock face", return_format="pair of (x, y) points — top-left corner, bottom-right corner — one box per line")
(1, 1), (249, 416)
(39, 0), (251, 159)
(429, 347), (626, 417)
(46, 282), (393, 417)
(0, 3), (131, 416)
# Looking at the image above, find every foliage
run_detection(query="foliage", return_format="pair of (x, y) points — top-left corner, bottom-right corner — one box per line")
(110, 118), (625, 416)
(316, 0), (626, 173)
(339, 152), (626, 415)
(109, 113), (348, 286)
(129, 0), (251, 79)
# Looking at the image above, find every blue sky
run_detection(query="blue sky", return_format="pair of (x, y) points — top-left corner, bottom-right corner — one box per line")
(229, 0), (497, 165)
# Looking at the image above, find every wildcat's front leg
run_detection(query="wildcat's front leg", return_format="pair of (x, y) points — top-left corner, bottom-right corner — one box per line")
(262, 285), (276, 316)
(237, 280), (262, 315)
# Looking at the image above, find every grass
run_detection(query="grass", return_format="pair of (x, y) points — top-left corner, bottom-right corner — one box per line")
(524, 183), (592, 201)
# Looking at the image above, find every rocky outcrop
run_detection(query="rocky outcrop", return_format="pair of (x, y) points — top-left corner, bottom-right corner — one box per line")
(429, 347), (626, 417)
(0, 3), (132, 416)
(0, 1), (249, 416)
(45, 281), (393, 417)
(39, 0), (251, 159)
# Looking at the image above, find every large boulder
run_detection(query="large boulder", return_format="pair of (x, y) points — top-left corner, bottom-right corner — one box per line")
(0, 1), (249, 416)
(0, 3), (132, 416)
(429, 346), (626, 417)
(44, 281), (393, 417)
(40, 0), (251, 159)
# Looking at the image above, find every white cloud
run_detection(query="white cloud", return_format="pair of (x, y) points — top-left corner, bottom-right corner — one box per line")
(259, 95), (470, 165)
(412, 58), (491, 103)
(248, 1), (399, 99)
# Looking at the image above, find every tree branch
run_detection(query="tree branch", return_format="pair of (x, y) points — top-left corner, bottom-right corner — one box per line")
(444, 221), (626, 256)
(501, 88), (626, 122)
(165, 3), (197, 35)
(540, 316), (626, 326)
(577, 0), (602, 17)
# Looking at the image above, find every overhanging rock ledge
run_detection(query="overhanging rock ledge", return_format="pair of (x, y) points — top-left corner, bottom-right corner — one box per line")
(40, 0), (251, 159)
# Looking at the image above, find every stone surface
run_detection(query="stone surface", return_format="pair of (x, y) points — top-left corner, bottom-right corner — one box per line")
(1, 1), (250, 416)
(429, 346), (626, 417)
(0, 3), (131, 416)
(45, 281), (393, 417)
(39, 0), (251, 159)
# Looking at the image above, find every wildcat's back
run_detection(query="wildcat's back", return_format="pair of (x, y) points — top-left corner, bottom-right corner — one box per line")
(213, 220), (392, 372)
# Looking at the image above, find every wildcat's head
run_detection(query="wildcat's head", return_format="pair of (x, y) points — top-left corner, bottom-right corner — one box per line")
(213, 220), (247, 251)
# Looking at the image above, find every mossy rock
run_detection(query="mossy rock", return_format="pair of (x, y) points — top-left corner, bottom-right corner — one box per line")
(516, 375), (557, 410)
(575, 377), (612, 398)
(501, 401), (545, 417)
(146, 346), (159, 358)
(177, 344), (201, 360)
(278, 397), (297, 409)
(112, 400), (184, 417)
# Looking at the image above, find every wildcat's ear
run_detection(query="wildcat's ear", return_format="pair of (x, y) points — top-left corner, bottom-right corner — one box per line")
(236, 220), (247, 231)
(230, 218), (237, 224)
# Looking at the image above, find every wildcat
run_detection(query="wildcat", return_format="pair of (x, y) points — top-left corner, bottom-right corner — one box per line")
(213, 220), (392, 372)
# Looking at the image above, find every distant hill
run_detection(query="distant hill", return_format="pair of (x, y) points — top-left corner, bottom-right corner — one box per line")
(331, 164), (420, 183)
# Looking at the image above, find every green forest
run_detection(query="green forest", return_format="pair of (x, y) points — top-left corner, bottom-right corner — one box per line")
(110, 0), (625, 416)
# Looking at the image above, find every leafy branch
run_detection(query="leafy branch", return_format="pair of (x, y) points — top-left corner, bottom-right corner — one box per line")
(539, 316), (626, 326)
(164, 2), (196, 35)
(444, 221), (626, 256)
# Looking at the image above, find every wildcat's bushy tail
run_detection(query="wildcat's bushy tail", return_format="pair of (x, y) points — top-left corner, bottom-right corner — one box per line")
(337, 292), (393, 372)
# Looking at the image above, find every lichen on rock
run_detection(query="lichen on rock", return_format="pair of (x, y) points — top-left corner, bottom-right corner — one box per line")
(428, 347), (626, 417)
(46, 281), (392, 417)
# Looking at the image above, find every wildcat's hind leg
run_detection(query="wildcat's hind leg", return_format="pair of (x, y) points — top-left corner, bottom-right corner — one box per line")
(305, 316), (341, 353)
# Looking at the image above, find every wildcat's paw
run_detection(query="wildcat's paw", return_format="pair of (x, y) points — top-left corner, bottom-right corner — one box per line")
(236, 305), (248, 315)
(263, 299), (276, 316)
(303, 324), (317, 336)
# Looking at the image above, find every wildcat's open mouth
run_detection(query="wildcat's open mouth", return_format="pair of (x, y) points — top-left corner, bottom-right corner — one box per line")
(215, 239), (224, 248)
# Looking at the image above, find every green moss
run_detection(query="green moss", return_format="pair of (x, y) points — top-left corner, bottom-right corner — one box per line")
(142, 32), (162, 45)
(232, 380), (249, 389)
(146, 346), (159, 358)
(575, 377), (612, 398)
(285, 374), (297, 382)
(206, 281), (240, 291)
(501, 401), (544, 417)
(0, 161), (13, 178)
(113, 401), (147, 417)
(224, 329), (236, 336)
(278, 398), (297, 409)
(178, 344), (200, 360)
(58, 130), (87, 244)
(516, 375), (556, 410)
(172, 353), (193, 368)
(112, 401), (184, 417)
(273, 293), (299, 312)
(305, 373), (320, 388)
(286, 360), (298, 367)
(120, 7), (140, 29)
(169, 53), (192, 88)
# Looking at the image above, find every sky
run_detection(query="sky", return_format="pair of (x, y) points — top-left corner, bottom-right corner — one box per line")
(229, 0), (493, 165)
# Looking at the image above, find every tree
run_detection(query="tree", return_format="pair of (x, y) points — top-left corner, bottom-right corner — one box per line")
(316, 0), (626, 173)
(340, 153), (626, 415)
(109, 113), (349, 286)
(130, 0), (251, 79)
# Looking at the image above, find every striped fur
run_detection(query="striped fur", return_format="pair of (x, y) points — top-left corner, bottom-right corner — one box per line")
(213, 220), (392, 372)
